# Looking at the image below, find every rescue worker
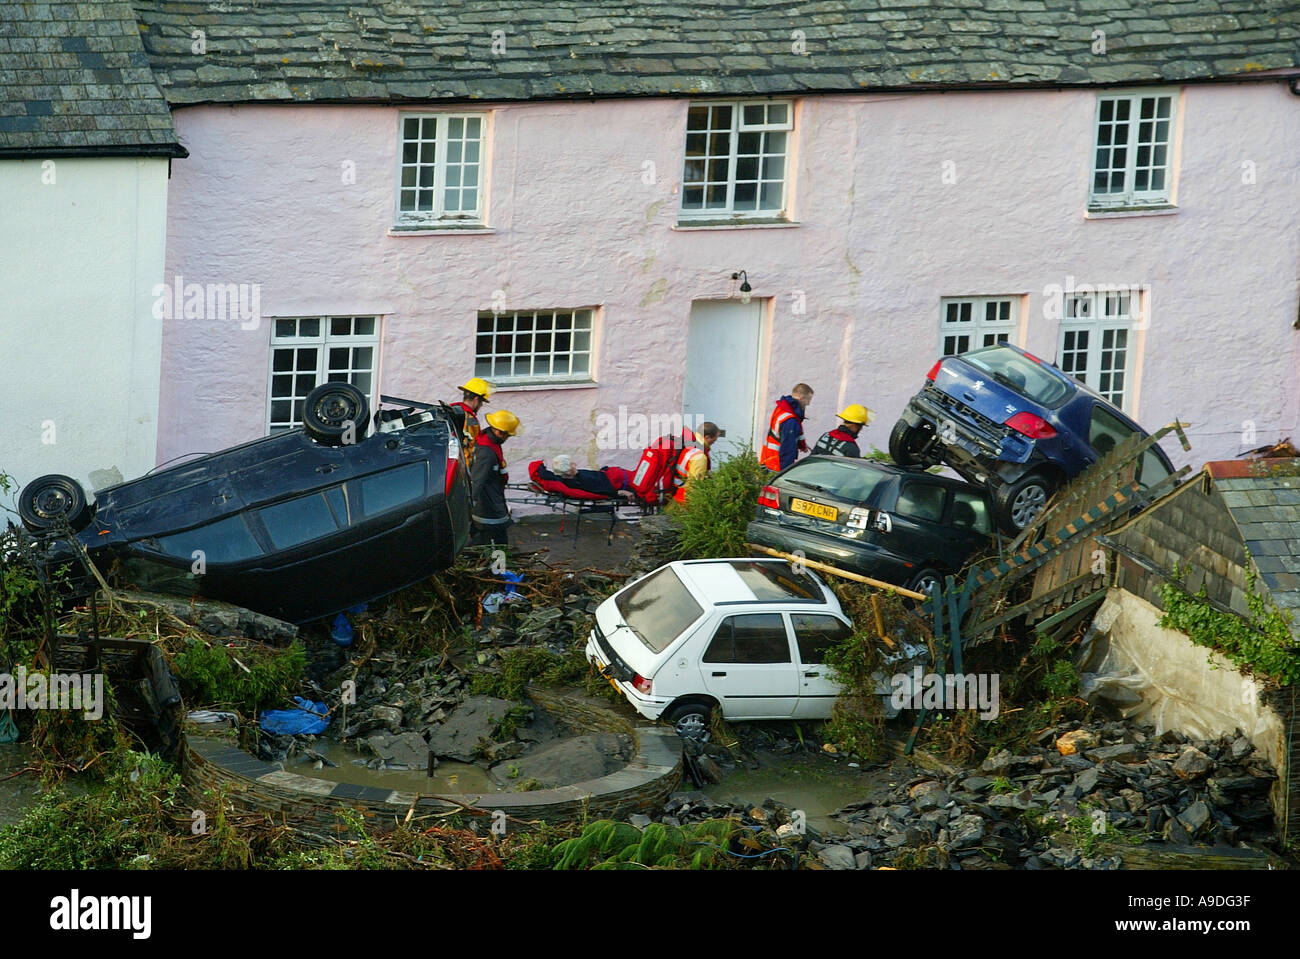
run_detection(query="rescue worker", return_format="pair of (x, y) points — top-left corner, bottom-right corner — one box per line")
(812, 404), (873, 458)
(470, 409), (519, 546)
(672, 422), (720, 504)
(760, 384), (813, 472)
(448, 377), (492, 464)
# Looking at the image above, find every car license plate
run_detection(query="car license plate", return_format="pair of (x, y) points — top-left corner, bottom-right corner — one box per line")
(593, 656), (621, 692)
(790, 498), (837, 522)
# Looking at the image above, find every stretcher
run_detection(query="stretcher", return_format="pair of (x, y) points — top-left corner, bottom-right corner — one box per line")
(506, 460), (662, 544)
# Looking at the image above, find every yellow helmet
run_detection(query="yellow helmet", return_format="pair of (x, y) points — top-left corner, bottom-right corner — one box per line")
(838, 403), (873, 425)
(485, 409), (520, 435)
(458, 377), (493, 401)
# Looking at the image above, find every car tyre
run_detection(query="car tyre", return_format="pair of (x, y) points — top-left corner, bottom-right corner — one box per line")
(665, 701), (713, 743)
(889, 419), (931, 468)
(995, 472), (1055, 534)
(303, 382), (370, 446)
(906, 567), (943, 596)
(18, 474), (92, 534)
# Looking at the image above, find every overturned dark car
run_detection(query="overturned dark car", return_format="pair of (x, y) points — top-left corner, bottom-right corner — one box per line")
(15, 384), (472, 624)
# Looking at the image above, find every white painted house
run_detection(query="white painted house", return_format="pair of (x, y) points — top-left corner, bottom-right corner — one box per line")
(0, 2), (184, 506)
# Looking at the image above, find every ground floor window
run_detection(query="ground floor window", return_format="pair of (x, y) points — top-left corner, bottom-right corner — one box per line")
(940, 297), (1016, 356)
(1058, 291), (1136, 410)
(268, 316), (379, 431)
(475, 308), (595, 384)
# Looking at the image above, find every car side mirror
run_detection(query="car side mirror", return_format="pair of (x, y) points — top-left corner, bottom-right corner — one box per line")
(873, 511), (892, 533)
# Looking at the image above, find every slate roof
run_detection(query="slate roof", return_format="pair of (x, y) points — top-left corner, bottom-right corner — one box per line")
(1207, 459), (1300, 620)
(131, 0), (1300, 106)
(0, 1), (183, 156)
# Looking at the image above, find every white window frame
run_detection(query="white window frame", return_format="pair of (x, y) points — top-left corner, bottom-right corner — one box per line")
(474, 308), (596, 386)
(939, 297), (1017, 357)
(679, 100), (793, 221)
(1088, 90), (1177, 209)
(267, 316), (381, 433)
(1058, 290), (1138, 411)
(394, 112), (487, 227)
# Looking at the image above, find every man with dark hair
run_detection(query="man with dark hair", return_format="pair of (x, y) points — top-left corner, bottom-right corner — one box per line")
(760, 385), (813, 471)
(673, 421), (720, 504)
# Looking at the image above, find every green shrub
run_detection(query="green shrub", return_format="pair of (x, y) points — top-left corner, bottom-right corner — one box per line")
(670, 448), (767, 559)
(173, 639), (307, 717)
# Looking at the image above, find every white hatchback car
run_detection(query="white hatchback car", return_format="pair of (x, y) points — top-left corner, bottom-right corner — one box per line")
(585, 558), (853, 740)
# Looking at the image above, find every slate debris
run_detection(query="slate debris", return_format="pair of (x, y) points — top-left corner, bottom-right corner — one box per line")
(825, 721), (1277, 870)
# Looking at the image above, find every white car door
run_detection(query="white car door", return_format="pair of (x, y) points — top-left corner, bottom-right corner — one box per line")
(789, 613), (851, 719)
(699, 612), (799, 719)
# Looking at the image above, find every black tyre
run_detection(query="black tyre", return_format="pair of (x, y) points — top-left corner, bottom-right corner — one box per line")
(664, 701), (714, 743)
(303, 382), (370, 446)
(994, 472), (1055, 534)
(889, 419), (931, 468)
(906, 567), (943, 596)
(18, 474), (91, 533)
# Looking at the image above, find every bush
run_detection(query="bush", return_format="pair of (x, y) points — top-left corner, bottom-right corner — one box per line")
(670, 448), (767, 559)
(173, 639), (307, 718)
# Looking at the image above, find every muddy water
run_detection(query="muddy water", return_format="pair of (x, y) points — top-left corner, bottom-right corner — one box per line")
(705, 755), (896, 834)
(0, 744), (39, 828)
(289, 741), (505, 795)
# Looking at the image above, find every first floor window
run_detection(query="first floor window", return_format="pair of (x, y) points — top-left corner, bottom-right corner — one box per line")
(940, 297), (1016, 356)
(1058, 290), (1135, 409)
(396, 113), (485, 226)
(268, 316), (379, 431)
(1090, 91), (1176, 208)
(475, 308), (594, 384)
(680, 100), (792, 219)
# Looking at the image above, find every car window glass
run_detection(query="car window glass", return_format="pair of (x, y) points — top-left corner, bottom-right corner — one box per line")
(702, 614), (791, 664)
(963, 346), (1070, 407)
(357, 463), (426, 517)
(616, 566), (705, 654)
(732, 562), (819, 600)
(791, 614), (851, 664)
(951, 491), (992, 534)
(1137, 448), (1172, 487)
(778, 459), (889, 503)
(155, 514), (260, 564)
(896, 483), (947, 523)
(324, 485), (348, 524)
(260, 491), (342, 550)
(1088, 405), (1137, 458)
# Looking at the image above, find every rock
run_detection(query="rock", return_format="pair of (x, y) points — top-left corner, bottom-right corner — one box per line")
(854, 851), (873, 870)
(982, 749), (1013, 774)
(1177, 800), (1211, 836)
(1173, 746), (1213, 780)
(1056, 729), (1099, 755)
(961, 776), (992, 793)
(947, 814), (985, 851)
(364, 730), (430, 769)
(489, 733), (627, 788)
(1229, 735), (1254, 761)
(1164, 816), (1191, 845)
(425, 696), (516, 762)
(1085, 743), (1140, 763)
(818, 845), (857, 870)
(695, 755), (724, 784)
(628, 814), (652, 829)
(1073, 766), (1101, 795)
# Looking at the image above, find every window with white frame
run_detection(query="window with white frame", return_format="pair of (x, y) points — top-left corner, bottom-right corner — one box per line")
(1089, 92), (1176, 208)
(1058, 290), (1137, 410)
(680, 101), (792, 219)
(395, 114), (485, 226)
(268, 316), (379, 432)
(475, 309), (594, 384)
(940, 297), (1016, 356)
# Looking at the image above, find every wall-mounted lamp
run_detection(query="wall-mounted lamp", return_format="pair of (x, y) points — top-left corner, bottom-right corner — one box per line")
(732, 270), (753, 304)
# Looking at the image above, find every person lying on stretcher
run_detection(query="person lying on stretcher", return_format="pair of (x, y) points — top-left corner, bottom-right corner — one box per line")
(538, 455), (636, 500)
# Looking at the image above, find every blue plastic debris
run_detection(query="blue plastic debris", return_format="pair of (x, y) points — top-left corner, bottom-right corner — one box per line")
(497, 571), (523, 595)
(260, 696), (330, 735)
(330, 603), (369, 647)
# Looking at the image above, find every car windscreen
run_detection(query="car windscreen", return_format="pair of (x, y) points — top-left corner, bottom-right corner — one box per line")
(615, 566), (705, 654)
(778, 458), (889, 503)
(732, 561), (820, 600)
(962, 346), (1071, 408)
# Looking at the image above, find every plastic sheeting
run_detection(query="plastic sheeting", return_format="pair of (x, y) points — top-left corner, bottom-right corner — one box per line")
(260, 696), (330, 735)
(1077, 588), (1284, 769)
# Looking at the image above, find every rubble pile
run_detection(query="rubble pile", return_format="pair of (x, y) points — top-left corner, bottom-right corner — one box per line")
(820, 721), (1276, 870)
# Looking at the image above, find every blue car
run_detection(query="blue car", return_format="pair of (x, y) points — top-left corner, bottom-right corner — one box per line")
(889, 344), (1175, 533)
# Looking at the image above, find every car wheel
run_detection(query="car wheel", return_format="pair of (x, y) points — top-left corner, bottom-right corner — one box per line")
(889, 419), (931, 468)
(906, 567), (943, 596)
(996, 472), (1055, 533)
(18, 474), (91, 533)
(303, 382), (370, 446)
(665, 701), (713, 743)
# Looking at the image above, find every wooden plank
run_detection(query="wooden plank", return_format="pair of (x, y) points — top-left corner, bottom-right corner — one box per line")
(744, 544), (927, 600)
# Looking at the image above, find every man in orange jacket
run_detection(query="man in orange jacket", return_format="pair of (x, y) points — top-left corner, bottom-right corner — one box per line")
(760, 384), (813, 472)
(672, 422), (720, 504)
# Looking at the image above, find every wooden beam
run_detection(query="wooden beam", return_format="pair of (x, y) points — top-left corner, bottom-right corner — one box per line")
(745, 544), (927, 600)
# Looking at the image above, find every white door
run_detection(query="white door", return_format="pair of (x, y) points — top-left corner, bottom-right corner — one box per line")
(698, 613), (799, 719)
(683, 299), (763, 461)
